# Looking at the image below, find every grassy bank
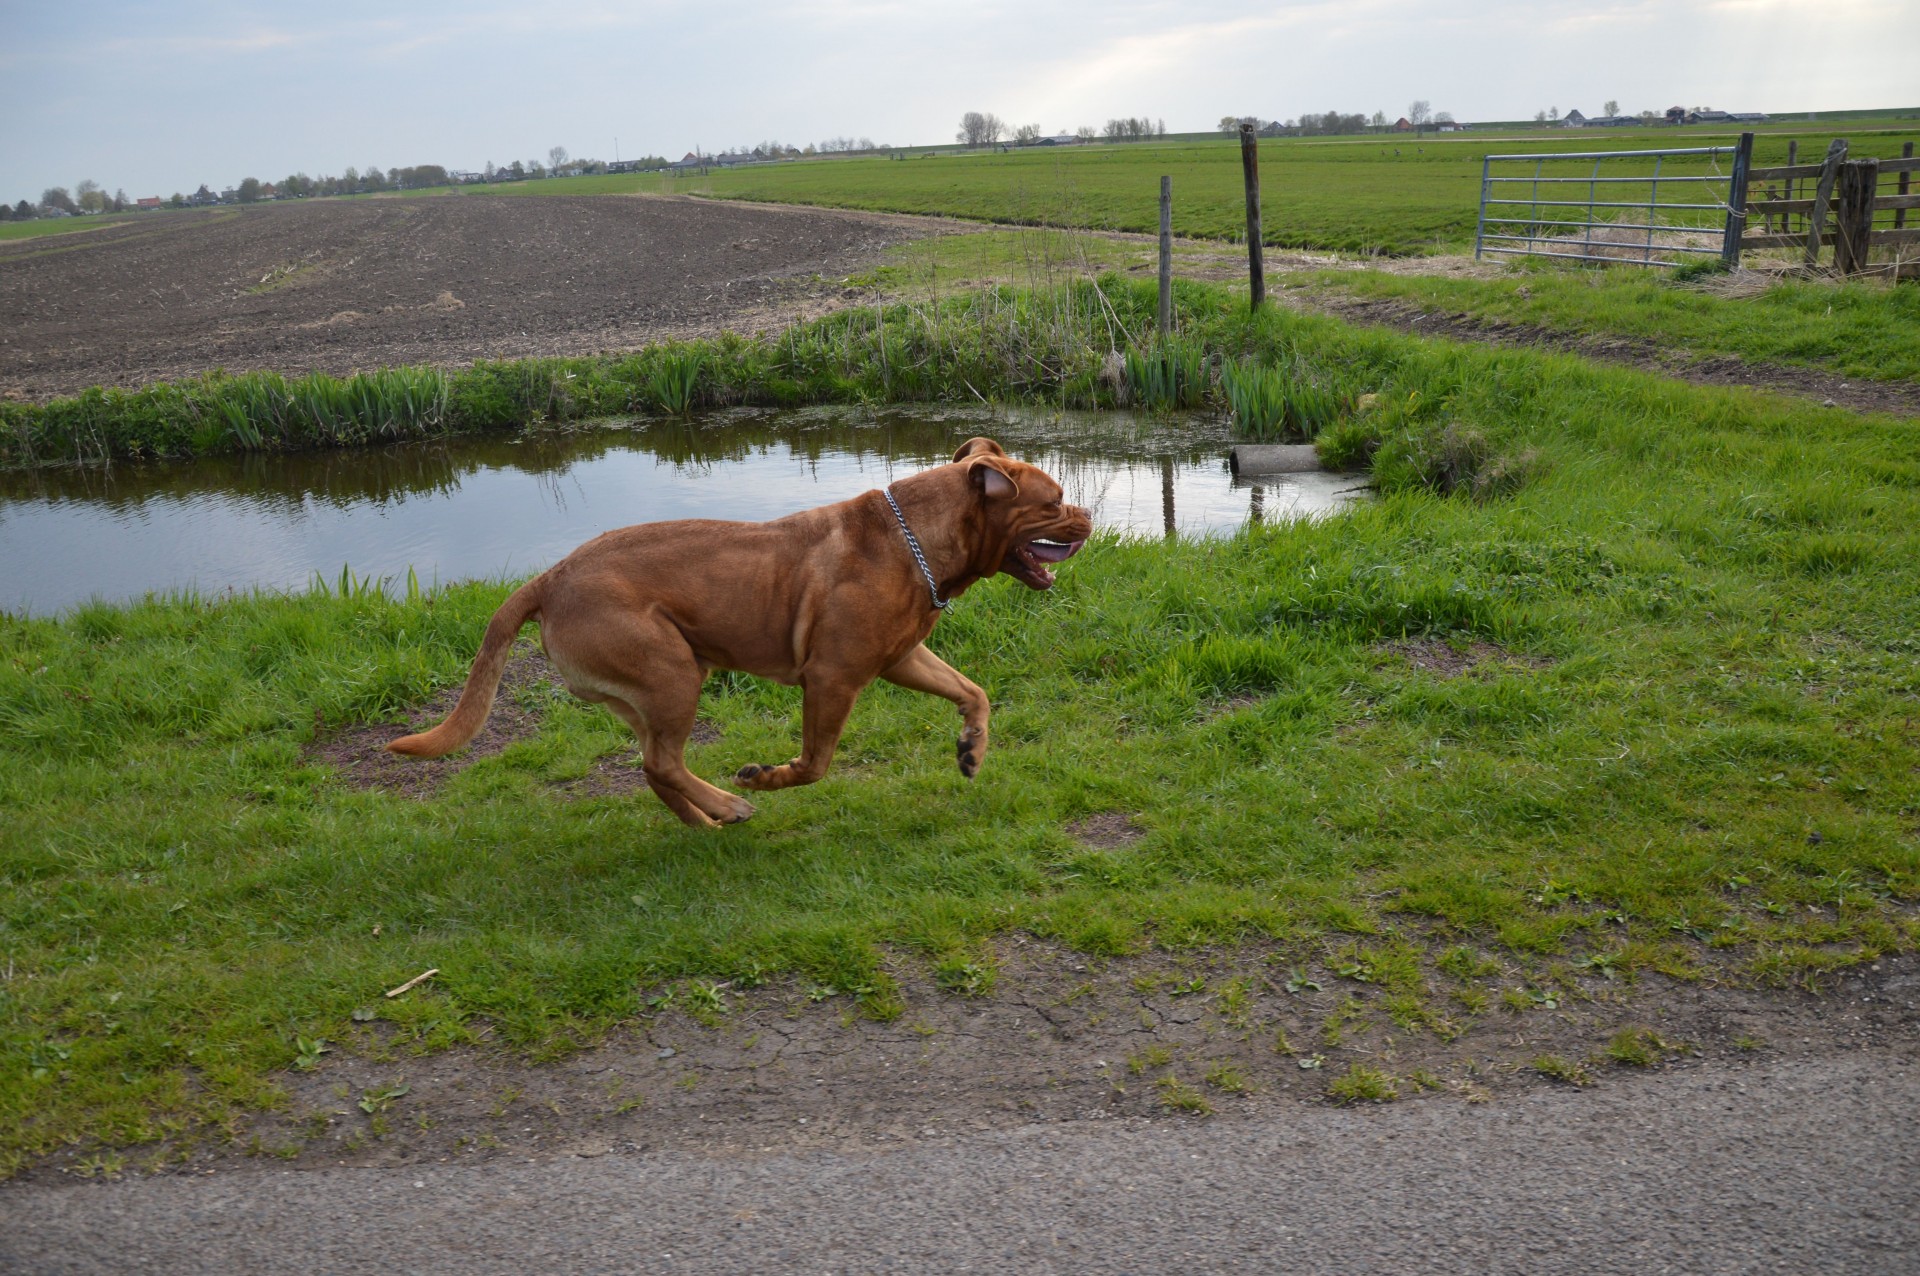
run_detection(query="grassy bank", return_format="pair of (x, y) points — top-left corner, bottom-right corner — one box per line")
(0, 273), (1392, 468)
(1310, 265), (1920, 384)
(3, 289), (1918, 1173)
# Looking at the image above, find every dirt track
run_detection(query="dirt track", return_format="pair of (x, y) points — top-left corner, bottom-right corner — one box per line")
(0, 195), (949, 401)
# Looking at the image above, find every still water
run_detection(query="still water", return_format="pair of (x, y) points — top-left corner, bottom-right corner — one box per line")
(0, 406), (1366, 616)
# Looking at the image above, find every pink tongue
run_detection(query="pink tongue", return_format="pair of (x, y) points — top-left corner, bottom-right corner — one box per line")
(1027, 539), (1084, 564)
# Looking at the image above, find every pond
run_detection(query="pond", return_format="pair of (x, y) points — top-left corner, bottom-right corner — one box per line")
(0, 406), (1367, 616)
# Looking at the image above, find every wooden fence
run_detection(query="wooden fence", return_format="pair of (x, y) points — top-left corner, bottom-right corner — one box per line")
(1733, 134), (1919, 277)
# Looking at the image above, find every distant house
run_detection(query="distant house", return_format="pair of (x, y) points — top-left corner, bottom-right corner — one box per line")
(1043, 134), (1082, 145)
(1729, 112), (1770, 123)
(135, 196), (163, 210)
(1437, 120), (1466, 133)
(1685, 109), (1732, 124)
(1561, 109), (1588, 128)
(1393, 117), (1412, 131)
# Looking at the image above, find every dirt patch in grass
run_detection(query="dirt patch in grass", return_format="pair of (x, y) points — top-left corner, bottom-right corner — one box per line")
(307, 642), (719, 798)
(35, 939), (1913, 1181)
(1293, 289), (1920, 419)
(1067, 813), (1147, 848)
(0, 195), (964, 402)
(1378, 638), (1552, 679)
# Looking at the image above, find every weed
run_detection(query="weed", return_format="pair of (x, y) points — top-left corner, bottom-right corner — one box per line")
(292, 1036), (331, 1070)
(1155, 1075), (1214, 1115)
(1204, 1063), (1250, 1093)
(1326, 1064), (1398, 1104)
(358, 1083), (409, 1115)
(1128, 1046), (1173, 1075)
(1123, 339), (1207, 410)
(934, 956), (997, 998)
(1530, 1054), (1592, 1086)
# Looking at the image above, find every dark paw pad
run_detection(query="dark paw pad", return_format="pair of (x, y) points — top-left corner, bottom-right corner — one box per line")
(956, 738), (979, 777)
(736, 764), (765, 781)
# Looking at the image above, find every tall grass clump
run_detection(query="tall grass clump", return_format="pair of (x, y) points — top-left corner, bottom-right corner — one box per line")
(646, 347), (705, 414)
(1124, 338), (1207, 410)
(1221, 358), (1353, 442)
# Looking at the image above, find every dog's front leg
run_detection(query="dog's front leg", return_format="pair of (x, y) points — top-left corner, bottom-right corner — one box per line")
(879, 644), (990, 779)
(735, 678), (860, 791)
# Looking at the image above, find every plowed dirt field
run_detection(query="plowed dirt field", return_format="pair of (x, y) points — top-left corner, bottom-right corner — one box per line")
(0, 194), (949, 401)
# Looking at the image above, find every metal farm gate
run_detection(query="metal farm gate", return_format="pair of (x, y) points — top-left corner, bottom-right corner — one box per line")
(1474, 143), (1746, 268)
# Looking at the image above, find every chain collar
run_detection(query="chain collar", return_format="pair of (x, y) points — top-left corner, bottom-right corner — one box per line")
(883, 486), (951, 611)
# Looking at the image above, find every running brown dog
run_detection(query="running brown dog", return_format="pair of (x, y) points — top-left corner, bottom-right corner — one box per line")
(386, 438), (1092, 827)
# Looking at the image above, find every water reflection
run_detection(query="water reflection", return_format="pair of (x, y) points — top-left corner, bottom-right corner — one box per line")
(0, 405), (1366, 615)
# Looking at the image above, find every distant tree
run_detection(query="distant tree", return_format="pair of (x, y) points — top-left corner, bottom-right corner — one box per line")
(112, 188), (129, 212)
(42, 186), (77, 214)
(1434, 111), (1454, 126)
(1219, 115), (1240, 133)
(341, 166), (360, 191)
(1603, 99), (1620, 118)
(508, 160), (526, 179)
(956, 111), (1005, 147)
(76, 179), (107, 214)
(236, 177), (262, 203)
(1407, 100), (1431, 129)
(0, 203), (12, 222)
(1535, 109), (1548, 124)
(1549, 106), (1560, 121)
(549, 145), (569, 172)
(1013, 123), (1043, 144)
(1074, 125), (1097, 142)
(362, 166), (388, 191)
(14, 199), (36, 219)
(168, 193), (185, 208)
(1370, 110), (1387, 129)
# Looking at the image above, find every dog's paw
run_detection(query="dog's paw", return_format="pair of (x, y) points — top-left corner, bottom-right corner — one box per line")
(717, 795), (756, 824)
(735, 763), (775, 791)
(956, 732), (982, 779)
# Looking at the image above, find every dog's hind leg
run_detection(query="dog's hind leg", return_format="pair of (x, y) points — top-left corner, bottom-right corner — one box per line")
(551, 619), (754, 828)
(878, 644), (991, 779)
(598, 698), (740, 828)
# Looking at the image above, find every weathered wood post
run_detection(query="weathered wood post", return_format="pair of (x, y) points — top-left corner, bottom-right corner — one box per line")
(1897, 142), (1914, 231)
(1832, 159), (1880, 276)
(1160, 455), (1176, 538)
(1238, 123), (1266, 309)
(1158, 176), (1172, 334)
(1784, 139), (1797, 228)
(1721, 132), (1754, 268)
(1804, 138), (1849, 267)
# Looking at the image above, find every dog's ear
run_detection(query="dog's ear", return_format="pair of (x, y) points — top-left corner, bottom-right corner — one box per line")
(952, 437), (1007, 462)
(968, 455), (1020, 500)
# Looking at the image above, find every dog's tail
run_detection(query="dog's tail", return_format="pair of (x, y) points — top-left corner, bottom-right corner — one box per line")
(385, 576), (545, 758)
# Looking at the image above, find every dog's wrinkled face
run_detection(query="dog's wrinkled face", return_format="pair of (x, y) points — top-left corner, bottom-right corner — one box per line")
(953, 438), (1094, 590)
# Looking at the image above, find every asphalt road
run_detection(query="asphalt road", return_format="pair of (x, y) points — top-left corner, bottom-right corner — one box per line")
(4, 1046), (1915, 1275)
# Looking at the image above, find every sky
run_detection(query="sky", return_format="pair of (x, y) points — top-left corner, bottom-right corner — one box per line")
(3, 0), (1916, 202)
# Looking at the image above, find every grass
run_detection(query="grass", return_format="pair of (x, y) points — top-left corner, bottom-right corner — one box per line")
(1309, 266), (1920, 384)
(4, 280), (1920, 1173)
(499, 125), (1920, 257)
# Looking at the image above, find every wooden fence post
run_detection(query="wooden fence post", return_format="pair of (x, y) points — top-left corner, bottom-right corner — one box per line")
(1804, 138), (1849, 267)
(1239, 124), (1266, 309)
(1897, 141), (1913, 231)
(1784, 139), (1797, 223)
(1158, 176), (1172, 334)
(1832, 159), (1879, 276)
(1721, 132), (1754, 268)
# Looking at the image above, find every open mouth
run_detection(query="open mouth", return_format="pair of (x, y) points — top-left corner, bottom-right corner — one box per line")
(1003, 538), (1085, 589)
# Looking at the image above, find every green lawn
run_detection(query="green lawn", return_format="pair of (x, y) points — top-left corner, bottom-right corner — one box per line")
(1307, 265), (1920, 383)
(467, 124), (1920, 256)
(3, 284), (1917, 1173)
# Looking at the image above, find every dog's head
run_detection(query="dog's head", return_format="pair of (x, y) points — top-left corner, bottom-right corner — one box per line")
(952, 437), (1093, 590)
